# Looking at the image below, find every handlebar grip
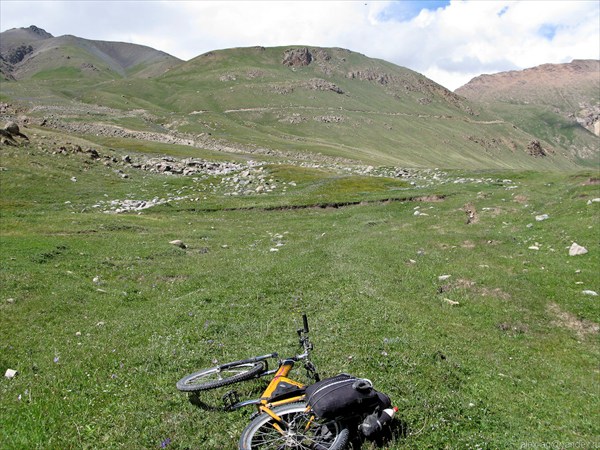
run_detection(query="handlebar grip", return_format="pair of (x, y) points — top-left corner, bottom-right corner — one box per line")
(302, 314), (309, 333)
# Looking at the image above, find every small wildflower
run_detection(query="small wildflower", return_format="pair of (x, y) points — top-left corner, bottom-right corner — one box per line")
(53, 356), (60, 364)
(160, 438), (171, 448)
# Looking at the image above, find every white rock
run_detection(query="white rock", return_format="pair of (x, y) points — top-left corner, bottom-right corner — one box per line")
(438, 275), (451, 281)
(70, 177), (77, 182)
(582, 290), (598, 296)
(535, 214), (549, 221)
(92, 276), (100, 284)
(5, 369), (17, 379)
(169, 239), (186, 249)
(588, 198), (600, 204)
(443, 298), (460, 306)
(528, 246), (540, 250)
(269, 248), (279, 252)
(568, 243), (588, 256)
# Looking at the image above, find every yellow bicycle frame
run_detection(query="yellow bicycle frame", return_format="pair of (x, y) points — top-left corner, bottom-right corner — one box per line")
(256, 359), (308, 421)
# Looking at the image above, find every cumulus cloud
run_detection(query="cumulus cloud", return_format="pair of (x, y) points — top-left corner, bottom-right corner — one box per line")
(0, 0), (598, 90)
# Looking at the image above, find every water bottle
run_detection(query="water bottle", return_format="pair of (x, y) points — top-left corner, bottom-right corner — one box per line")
(359, 406), (398, 438)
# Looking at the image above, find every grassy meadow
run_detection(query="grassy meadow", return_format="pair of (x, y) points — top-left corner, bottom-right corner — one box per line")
(1, 131), (599, 449)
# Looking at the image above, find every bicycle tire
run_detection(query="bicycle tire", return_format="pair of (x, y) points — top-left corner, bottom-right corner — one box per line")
(239, 402), (350, 450)
(176, 361), (266, 392)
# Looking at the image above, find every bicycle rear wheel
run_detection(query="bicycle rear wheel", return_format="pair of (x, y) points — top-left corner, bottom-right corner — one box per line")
(176, 361), (266, 392)
(239, 402), (349, 450)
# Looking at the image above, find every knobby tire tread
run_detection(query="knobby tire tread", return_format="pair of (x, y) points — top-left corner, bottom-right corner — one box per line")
(176, 361), (265, 392)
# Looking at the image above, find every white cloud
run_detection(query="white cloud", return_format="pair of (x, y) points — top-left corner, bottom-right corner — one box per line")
(0, 0), (598, 90)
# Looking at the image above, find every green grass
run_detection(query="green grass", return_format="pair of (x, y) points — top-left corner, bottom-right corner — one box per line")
(4, 45), (597, 170)
(1, 138), (599, 449)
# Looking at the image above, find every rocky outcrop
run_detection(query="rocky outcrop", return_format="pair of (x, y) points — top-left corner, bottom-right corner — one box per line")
(282, 48), (312, 67)
(527, 140), (547, 157)
(304, 78), (343, 94)
(347, 69), (391, 85)
(0, 121), (28, 145)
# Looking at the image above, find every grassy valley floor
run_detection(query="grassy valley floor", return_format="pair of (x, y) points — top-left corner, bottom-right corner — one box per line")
(1, 139), (599, 449)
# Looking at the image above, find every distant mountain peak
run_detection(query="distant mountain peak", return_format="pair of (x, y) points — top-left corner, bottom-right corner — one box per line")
(26, 25), (53, 39)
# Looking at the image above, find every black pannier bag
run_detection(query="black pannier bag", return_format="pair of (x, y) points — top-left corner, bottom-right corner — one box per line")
(305, 373), (391, 419)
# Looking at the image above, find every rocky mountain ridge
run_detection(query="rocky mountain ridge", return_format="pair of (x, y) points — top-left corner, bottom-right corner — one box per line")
(1, 26), (598, 169)
(0, 25), (182, 80)
(456, 60), (600, 137)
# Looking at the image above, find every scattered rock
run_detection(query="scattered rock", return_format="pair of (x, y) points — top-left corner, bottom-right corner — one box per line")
(443, 298), (460, 306)
(568, 243), (588, 256)
(582, 290), (598, 296)
(528, 245), (540, 250)
(5, 369), (18, 379)
(169, 240), (187, 249)
(438, 275), (451, 281)
(535, 214), (549, 221)
(587, 198), (600, 205)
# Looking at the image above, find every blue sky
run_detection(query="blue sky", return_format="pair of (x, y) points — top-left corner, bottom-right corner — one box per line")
(377, 1), (451, 21)
(1, 1), (598, 90)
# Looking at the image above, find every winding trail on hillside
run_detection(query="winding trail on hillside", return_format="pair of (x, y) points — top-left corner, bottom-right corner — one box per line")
(222, 105), (506, 124)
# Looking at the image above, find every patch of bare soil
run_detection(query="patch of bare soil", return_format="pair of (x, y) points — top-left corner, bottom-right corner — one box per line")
(547, 302), (599, 338)
(480, 287), (511, 301)
(461, 240), (476, 248)
(414, 195), (445, 202)
(513, 194), (528, 204)
(463, 202), (479, 224)
(582, 177), (600, 186)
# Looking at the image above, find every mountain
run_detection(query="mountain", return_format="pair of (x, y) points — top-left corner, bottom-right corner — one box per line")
(0, 27), (598, 169)
(0, 25), (182, 80)
(456, 60), (599, 163)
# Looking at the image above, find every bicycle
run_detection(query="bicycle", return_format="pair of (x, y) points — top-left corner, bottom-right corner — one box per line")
(176, 314), (350, 450)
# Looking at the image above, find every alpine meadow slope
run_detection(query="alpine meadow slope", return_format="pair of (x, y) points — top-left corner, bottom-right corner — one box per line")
(0, 26), (598, 169)
(0, 25), (599, 450)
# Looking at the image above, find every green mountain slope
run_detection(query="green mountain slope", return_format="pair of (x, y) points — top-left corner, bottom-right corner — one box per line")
(0, 26), (182, 80)
(1, 31), (597, 169)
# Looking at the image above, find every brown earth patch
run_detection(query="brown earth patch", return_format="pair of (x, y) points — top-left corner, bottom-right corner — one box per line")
(463, 202), (479, 224)
(461, 240), (476, 248)
(480, 287), (511, 300)
(547, 302), (599, 338)
(513, 194), (528, 204)
(414, 195), (445, 202)
(438, 278), (476, 294)
(581, 177), (600, 185)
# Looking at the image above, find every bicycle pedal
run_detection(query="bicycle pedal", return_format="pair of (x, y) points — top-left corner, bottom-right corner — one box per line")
(222, 390), (240, 410)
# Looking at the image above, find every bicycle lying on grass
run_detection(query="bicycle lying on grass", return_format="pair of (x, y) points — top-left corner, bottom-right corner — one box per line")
(177, 314), (350, 449)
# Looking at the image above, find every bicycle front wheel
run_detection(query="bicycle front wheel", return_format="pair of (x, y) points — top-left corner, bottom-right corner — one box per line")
(239, 402), (349, 450)
(176, 361), (266, 392)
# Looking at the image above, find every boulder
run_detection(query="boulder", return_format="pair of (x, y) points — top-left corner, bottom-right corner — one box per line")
(568, 243), (588, 256)
(282, 48), (312, 67)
